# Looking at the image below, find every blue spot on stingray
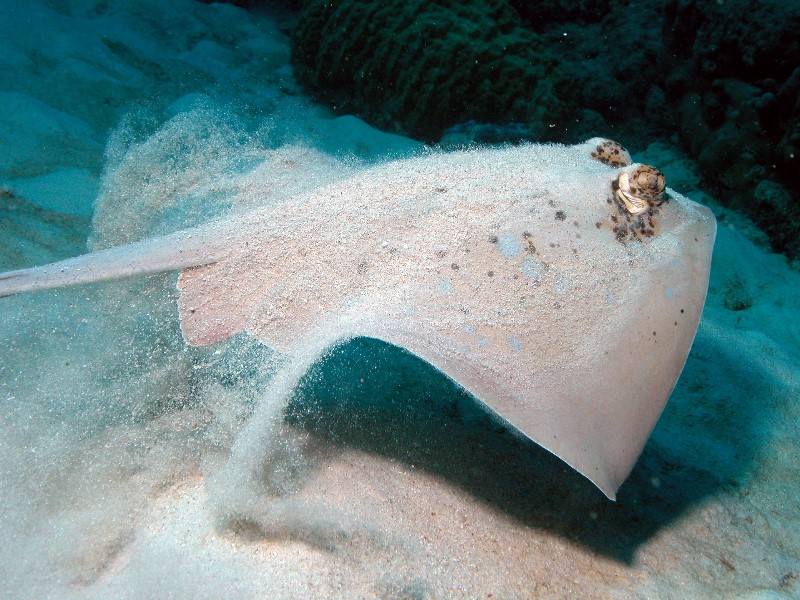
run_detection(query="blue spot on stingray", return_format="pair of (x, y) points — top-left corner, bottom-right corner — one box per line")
(498, 234), (521, 258)
(508, 335), (523, 352)
(438, 280), (454, 295)
(664, 286), (674, 299)
(520, 258), (542, 281)
(553, 274), (571, 295)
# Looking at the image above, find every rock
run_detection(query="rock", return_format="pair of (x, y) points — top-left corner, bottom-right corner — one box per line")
(752, 180), (800, 258)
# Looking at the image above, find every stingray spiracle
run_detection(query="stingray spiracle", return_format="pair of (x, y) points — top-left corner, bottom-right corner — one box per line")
(614, 165), (667, 215)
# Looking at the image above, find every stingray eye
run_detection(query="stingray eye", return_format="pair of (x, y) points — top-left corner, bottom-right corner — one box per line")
(633, 166), (666, 196)
(589, 139), (632, 168)
(614, 165), (666, 215)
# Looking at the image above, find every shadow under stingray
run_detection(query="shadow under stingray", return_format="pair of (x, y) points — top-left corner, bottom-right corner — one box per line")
(282, 335), (748, 565)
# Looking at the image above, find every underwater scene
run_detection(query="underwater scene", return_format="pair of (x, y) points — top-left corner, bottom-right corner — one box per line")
(0, 1), (798, 598)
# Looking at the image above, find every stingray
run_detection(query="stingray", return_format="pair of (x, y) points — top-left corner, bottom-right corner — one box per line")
(0, 139), (716, 499)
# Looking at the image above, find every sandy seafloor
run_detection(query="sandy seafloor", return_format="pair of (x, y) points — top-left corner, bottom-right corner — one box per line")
(0, 1), (798, 598)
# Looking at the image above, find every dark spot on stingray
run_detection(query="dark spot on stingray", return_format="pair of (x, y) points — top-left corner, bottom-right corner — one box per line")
(573, 221), (579, 227)
(487, 270), (494, 277)
(488, 235), (498, 244)
(674, 321), (678, 326)
(719, 557), (736, 572)
(451, 263), (459, 270)
(555, 210), (566, 221)
(522, 231), (532, 238)
(611, 214), (618, 224)
(435, 186), (447, 193)
(652, 331), (656, 336)
(595, 222), (602, 229)
(680, 309), (685, 314)
(548, 199), (556, 207)
(526, 240), (536, 254)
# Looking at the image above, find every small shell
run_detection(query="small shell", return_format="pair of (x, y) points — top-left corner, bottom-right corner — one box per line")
(614, 165), (666, 215)
(590, 139), (632, 168)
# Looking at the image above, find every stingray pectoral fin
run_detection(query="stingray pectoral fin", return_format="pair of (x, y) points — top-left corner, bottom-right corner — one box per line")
(177, 261), (252, 346)
(175, 228), (319, 348)
(0, 227), (228, 298)
(366, 202), (716, 500)
(371, 282), (699, 499)
(366, 323), (641, 499)
(176, 212), (371, 349)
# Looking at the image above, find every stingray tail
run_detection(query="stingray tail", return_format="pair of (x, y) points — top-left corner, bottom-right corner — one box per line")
(0, 227), (227, 298)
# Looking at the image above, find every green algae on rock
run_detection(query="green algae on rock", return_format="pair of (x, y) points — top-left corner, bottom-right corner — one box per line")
(291, 0), (577, 142)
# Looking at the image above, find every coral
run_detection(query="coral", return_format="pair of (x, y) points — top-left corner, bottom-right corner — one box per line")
(752, 179), (800, 258)
(663, 0), (800, 258)
(291, 0), (577, 141)
(510, 0), (611, 29)
(528, 0), (673, 144)
(665, 0), (800, 82)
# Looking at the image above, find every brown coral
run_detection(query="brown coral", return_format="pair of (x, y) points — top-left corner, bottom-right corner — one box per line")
(291, 0), (577, 141)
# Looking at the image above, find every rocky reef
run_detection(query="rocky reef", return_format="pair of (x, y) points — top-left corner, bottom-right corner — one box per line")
(663, 0), (800, 258)
(290, 0), (578, 142)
